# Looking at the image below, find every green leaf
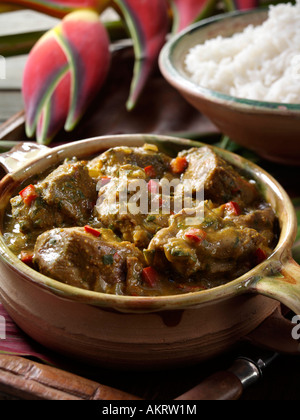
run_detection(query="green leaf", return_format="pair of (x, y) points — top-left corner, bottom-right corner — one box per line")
(102, 254), (114, 265)
(0, 20), (126, 58)
(0, 31), (46, 57)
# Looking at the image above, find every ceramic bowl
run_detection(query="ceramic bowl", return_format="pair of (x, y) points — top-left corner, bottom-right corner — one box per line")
(159, 10), (300, 166)
(0, 134), (299, 370)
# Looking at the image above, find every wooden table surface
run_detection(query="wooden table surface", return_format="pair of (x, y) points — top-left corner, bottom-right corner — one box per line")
(0, 10), (300, 401)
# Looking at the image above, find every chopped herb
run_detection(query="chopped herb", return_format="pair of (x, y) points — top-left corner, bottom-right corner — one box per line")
(65, 182), (74, 189)
(233, 236), (240, 248)
(170, 249), (190, 258)
(77, 190), (85, 199)
(102, 254), (114, 265)
(146, 215), (156, 223)
(202, 218), (216, 228)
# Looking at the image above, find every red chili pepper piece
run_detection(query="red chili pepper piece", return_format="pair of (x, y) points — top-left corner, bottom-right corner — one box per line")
(148, 179), (159, 194)
(144, 165), (156, 178)
(255, 248), (268, 264)
(170, 156), (188, 174)
(185, 228), (207, 244)
(19, 184), (38, 206)
(84, 225), (101, 237)
(113, 252), (121, 263)
(99, 176), (111, 188)
(20, 251), (34, 266)
(142, 267), (159, 288)
(225, 201), (241, 216)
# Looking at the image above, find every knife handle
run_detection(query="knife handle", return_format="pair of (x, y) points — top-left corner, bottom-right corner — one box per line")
(0, 354), (142, 400)
(175, 371), (243, 401)
(175, 357), (262, 401)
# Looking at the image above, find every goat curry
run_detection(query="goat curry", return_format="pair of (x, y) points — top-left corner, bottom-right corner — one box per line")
(3, 144), (278, 296)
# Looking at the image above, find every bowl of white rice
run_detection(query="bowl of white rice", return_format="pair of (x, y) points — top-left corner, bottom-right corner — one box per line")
(159, 1), (300, 165)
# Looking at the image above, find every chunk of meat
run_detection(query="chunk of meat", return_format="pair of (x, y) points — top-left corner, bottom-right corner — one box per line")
(34, 227), (145, 295)
(148, 201), (267, 278)
(88, 146), (172, 179)
(38, 160), (97, 225)
(93, 174), (173, 248)
(10, 193), (66, 235)
(10, 160), (97, 236)
(179, 147), (259, 205)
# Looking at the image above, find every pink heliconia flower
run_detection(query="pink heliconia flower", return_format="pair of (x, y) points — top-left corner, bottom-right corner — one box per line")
(112, 0), (169, 110)
(169, 0), (218, 33)
(22, 10), (111, 144)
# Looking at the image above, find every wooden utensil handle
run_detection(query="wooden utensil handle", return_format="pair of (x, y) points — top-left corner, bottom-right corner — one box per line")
(175, 371), (243, 401)
(0, 355), (141, 400)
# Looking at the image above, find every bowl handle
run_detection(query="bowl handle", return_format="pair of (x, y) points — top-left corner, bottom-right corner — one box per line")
(251, 257), (300, 315)
(244, 305), (300, 355)
(0, 142), (49, 175)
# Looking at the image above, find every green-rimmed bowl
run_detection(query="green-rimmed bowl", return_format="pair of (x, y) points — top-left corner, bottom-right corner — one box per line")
(0, 134), (299, 370)
(159, 9), (300, 166)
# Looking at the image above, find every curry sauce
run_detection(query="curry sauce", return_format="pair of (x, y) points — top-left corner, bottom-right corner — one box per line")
(3, 144), (278, 296)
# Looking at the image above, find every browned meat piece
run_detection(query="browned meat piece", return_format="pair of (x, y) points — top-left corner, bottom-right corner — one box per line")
(88, 145), (172, 179)
(93, 173), (174, 248)
(10, 193), (66, 235)
(233, 205), (276, 230)
(39, 160), (97, 225)
(228, 205), (277, 247)
(95, 210), (170, 249)
(34, 227), (145, 295)
(148, 201), (267, 278)
(179, 147), (259, 205)
(10, 160), (97, 235)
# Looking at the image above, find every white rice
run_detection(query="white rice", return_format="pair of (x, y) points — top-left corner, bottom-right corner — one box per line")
(185, 1), (300, 104)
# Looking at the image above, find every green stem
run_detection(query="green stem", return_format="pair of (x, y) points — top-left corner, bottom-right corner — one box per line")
(0, 140), (21, 152)
(0, 31), (46, 57)
(105, 19), (128, 42)
(0, 19), (127, 57)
